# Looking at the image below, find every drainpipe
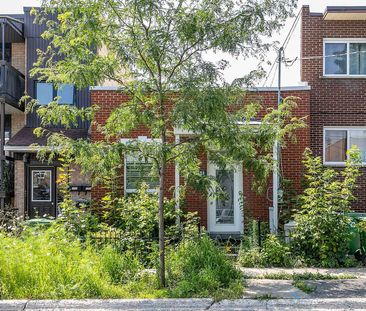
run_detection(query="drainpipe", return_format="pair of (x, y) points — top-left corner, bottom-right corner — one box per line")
(0, 21), (5, 210)
(271, 47), (283, 234)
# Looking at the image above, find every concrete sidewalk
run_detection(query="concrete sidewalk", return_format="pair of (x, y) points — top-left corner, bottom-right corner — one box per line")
(240, 267), (366, 279)
(241, 267), (366, 300)
(2, 298), (366, 310)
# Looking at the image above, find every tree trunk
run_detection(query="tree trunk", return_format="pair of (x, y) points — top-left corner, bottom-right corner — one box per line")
(158, 145), (166, 287)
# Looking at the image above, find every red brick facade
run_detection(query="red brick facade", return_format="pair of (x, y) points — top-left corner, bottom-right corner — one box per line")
(90, 88), (310, 228)
(301, 6), (366, 212)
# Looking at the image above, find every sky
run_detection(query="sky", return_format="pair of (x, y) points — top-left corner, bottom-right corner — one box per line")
(3, 0), (366, 86)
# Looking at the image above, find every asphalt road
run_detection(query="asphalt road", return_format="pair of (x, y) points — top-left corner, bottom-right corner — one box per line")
(2, 298), (366, 311)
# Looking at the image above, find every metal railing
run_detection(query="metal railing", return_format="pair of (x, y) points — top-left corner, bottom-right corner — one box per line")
(0, 156), (14, 199)
(0, 61), (25, 106)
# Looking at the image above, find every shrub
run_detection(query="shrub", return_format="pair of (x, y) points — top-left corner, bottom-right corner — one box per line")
(261, 234), (293, 267)
(166, 235), (243, 299)
(102, 184), (180, 240)
(291, 147), (362, 267)
(238, 247), (264, 267)
(238, 234), (295, 268)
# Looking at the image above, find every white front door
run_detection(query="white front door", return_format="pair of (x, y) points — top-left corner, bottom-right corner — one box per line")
(207, 162), (244, 234)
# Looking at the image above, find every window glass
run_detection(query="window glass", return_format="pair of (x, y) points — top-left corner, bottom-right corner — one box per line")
(32, 170), (52, 201)
(36, 82), (54, 105)
(215, 170), (234, 224)
(325, 43), (347, 75)
(325, 130), (347, 162)
(350, 43), (366, 75)
(125, 155), (159, 192)
(4, 115), (11, 141)
(350, 130), (366, 162)
(57, 84), (74, 105)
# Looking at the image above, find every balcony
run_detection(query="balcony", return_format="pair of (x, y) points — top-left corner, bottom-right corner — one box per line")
(0, 61), (25, 110)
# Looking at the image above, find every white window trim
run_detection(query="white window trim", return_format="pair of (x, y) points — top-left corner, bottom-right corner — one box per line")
(323, 38), (366, 78)
(121, 137), (160, 195)
(323, 126), (366, 166)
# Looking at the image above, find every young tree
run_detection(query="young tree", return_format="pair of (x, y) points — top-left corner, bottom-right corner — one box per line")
(29, 0), (302, 286)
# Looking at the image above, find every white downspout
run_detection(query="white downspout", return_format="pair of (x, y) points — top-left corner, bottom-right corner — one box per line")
(175, 134), (180, 225)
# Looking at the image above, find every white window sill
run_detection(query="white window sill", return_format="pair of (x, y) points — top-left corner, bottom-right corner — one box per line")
(323, 162), (366, 167)
(321, 75), (366, 79)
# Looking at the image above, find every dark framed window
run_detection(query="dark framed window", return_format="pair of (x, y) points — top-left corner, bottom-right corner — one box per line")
(57, 84), (74, 104)
(36, 82), (53, 105)
(36, 82), (75, 105)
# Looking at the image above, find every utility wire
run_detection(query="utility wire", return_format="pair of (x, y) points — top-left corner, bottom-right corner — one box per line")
(262, 8), (302, 86)
(282, 9), (302, 52)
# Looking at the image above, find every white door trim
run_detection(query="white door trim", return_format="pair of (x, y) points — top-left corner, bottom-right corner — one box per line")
(207, 161), (244, 234)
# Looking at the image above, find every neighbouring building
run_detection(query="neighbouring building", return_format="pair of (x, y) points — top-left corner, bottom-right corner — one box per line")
(1, 8), (91, 219)
(1, 5), (365, 235)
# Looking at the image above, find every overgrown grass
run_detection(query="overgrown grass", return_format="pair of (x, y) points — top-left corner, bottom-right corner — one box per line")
(0, 227), (165, 299)
(0, 227), (242, 300)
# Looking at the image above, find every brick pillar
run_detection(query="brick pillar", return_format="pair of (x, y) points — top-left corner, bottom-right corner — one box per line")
(14, 160), (25, 217)
(11, 114), (26, 137)
(11, 43), (25, 74)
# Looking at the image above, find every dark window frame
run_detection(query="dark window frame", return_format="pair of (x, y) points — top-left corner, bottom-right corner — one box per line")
(35, 81), (76, 106)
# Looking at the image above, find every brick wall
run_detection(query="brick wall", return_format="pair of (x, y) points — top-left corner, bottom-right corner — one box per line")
(11, 114), (26, 137)
(91, 88), (310, 226)
(243, 90), (311, 220)
(301, 5), (366, 211)
(11, 43), (25, 74)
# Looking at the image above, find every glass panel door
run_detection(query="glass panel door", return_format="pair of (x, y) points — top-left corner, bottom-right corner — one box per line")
(215, 170), (234, 224)
(207, 162), (243, 233)
(28, 167), (56, 219)
(32, 170), (52, 202)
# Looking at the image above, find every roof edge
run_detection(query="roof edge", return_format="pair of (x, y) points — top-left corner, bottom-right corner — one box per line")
(91, 85), (311, 92)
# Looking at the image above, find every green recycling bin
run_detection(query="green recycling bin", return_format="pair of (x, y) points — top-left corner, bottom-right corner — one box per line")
(348, 213), (366, 254)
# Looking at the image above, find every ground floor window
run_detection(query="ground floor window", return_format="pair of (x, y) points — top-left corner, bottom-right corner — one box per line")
(124, 154), (159, 194)
(324, 127), (366, 164)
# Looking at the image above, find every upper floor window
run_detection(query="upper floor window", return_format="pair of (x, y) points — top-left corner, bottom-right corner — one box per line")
(36, 82), (75, 105)
(324, 40), (366, 76)
(324, 127), (366, 165)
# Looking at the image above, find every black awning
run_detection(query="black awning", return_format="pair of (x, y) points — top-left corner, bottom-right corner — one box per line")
(6, 127), (89, 147)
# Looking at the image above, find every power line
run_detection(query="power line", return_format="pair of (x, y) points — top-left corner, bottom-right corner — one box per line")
(269, 62), (279, 87)
(262, 8), (302, 86)
(283, 49), (366, 63)
(282, 9), (301, 51)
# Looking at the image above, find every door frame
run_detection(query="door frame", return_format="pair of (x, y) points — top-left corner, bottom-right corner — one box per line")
(27, 166), (57, 218)
(207, 161), (244, 234)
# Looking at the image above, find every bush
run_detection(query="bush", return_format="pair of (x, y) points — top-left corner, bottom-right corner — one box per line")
(291, 147), (362, 267)
(238, 234), (295, 268)
(238, 247), (264, 267)
(167, 235), (243, 299)
(261, 235), (293, 267)
(102, 184), (179, 239)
